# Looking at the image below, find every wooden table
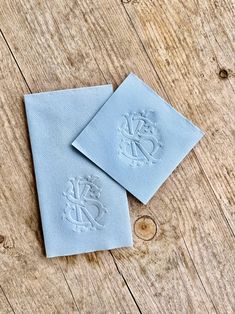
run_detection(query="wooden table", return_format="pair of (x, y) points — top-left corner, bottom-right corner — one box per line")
(0, 1), (234, 313)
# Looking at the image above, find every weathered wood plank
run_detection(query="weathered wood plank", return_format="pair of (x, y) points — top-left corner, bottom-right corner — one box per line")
(0, 31), (139, 313)
(120, 1), (235, 312)
(0, 0), (234, 313)
(126, 156), (235, 313)
(122, 0), (235, 231)
(0, 31), (80, 314)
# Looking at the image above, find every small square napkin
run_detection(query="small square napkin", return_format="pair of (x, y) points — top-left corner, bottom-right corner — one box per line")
(72, 74), (204, 204)
(25, 85), (132, 257)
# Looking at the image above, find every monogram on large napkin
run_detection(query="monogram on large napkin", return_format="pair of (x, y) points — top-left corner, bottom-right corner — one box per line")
(25, 85), (132, 257)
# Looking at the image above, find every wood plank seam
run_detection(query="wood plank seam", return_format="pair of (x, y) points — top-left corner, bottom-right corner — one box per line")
(0, 285), (15, 314)
(0, 29), (32, 93)
(58, 264), (81, 313)
(109, 251), (142, 314)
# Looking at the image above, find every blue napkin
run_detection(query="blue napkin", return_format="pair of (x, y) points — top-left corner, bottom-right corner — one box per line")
(72, 74), (204, 204)
(25, 85), (133, 258)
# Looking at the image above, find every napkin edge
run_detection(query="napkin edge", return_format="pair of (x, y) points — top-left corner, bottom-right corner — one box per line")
(24, 84), (113, 99)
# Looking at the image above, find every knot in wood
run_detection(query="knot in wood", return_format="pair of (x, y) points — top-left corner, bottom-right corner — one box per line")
(134, 215), (157, 241)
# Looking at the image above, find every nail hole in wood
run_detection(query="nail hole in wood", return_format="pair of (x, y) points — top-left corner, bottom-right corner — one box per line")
(219, 68), (228, 79)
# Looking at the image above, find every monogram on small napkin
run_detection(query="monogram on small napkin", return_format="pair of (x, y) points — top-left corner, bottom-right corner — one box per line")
(72, 74), (204, 204)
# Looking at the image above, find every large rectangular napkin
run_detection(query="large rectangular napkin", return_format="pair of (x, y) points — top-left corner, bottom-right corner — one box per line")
(72, 74), (204, 204)
(25, 85), (133, 257)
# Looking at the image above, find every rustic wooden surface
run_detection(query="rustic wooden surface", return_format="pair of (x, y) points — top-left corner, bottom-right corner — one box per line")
(0, 0), (234, 313)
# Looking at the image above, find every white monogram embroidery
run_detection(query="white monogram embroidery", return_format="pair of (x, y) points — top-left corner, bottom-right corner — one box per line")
(63, 176), (108, 232)
(118, 111), (162, 167)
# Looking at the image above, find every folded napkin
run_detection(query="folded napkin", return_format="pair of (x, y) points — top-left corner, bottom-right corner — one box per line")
(25, 85), (133, 257)
(72, 74), (204, 204)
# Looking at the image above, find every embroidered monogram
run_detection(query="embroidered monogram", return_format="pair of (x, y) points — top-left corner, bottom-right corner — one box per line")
(118, 111), (162, 167)
(63, 176), (108, 232)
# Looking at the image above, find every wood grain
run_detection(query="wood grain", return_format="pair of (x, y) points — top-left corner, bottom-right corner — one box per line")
(0, 31), (139, 313)
(0, 31), (80, 313)
(122, 0), (235, 230)
(0, 0), (234, 313)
